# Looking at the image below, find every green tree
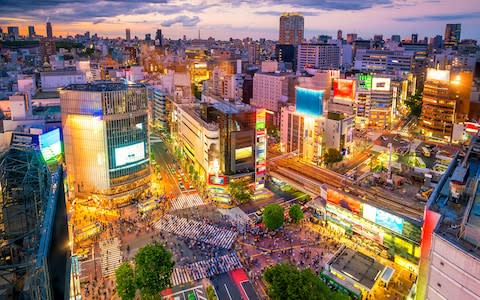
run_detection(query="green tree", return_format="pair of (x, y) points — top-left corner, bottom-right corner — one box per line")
(404, 93), (422, 117)
(228, 179), (253, 204)
(263, 204), (284, 230)
(115, 263), (136, 300)
(134, 243), (175, 299)
(289, 204), (304, 223)
(322, 148), (343, 166)
(264, 263), (349, 300)
(206, 285), (218, 300)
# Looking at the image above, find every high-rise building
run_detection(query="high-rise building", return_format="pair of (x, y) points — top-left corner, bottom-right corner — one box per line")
(337, 30), (343, 40)
(420, 69), (472, 141)
(444, 23), (461, 48)
(155, 29), (163, 47)
(39, 38), (56, 63)
(7, 26), (19, 40)
(411, 33), (418, 43)
(60, 82), (151, 203)
(297, 43), (340, 72)
(279, 13), (304, 45)
(416, 133), (480, 300)
(28, 25), (35, 38)
(125, 28), (131, 41)
(391, 35), (401, 43)
(431, 35), (443, 49)
(373, 34), (383, 42)
(145, 33), (151, 41)
(46, 21), (53, 38)
(346, 33), (357, 44)
(248, 41), (261, 64)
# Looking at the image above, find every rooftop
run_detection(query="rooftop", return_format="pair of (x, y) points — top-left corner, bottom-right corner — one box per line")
(429, 133), (480, 258)
(62, 81), (145, 92)
(32, 91), (59, 99)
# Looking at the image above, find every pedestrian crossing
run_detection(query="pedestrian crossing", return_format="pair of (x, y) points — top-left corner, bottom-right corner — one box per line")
(154, 214), (238, 249)
(99, 237), (122, 277)
(171, 253), (243, 286)
(170, 193), (205, 211)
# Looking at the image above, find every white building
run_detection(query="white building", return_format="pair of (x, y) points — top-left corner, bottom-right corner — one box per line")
(40, 71), (87, 91)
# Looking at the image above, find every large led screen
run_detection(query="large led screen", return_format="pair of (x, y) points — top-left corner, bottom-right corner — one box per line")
(115, 142), (145, 167)
(39, 128), (62, 162)
(235, 146), (253, 160)
(326, 189), (361, 215)
(333, 79), (355, 100)
(358, 74), (373, 90)
(426, 69), (450, 82)
(295, 87), (324, 117)
(363, 204), (403, 234)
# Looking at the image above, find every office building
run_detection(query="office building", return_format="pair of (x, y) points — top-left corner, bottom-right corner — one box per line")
(7, 26), (19, 40)
(248, 41), (261, 64)
(297, 43), (340, 72)
(431, 35), (443, 50)
(279, 13), (304, 45)
(346, 33), (357, 44)
(353, 49), (413, 74)
(275, 44), (296, 71)
(420, 69), (472, 142)
(337, 30), (343, 40)
(39, 38), (57, 64)
(444, 23), (461, 48)
(126, 28), (131, 42)
(155, 29), (163, 47)
(391, 35), (401, 43)
(46, 21), (53, 38)
(60, 82), (151, 203)
(145, 33), (151, 41)
(411, 33), (418, 43)
(416, 133), (480, 300)
(28, 25), (35, 38)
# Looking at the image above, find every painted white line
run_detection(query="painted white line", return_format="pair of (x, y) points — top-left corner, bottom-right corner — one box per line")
(224, 283), (233, 300)
(239, 280), (250, 300)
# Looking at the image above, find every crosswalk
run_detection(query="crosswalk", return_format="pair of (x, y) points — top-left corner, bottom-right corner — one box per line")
(99, 237), (122, 277)
(170, 193), (205, 211)
(171, 253), (243, 286)
(154, 214), (238, 249)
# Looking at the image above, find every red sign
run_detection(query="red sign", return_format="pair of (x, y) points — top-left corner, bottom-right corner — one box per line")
(208, 175), (227, 186)
(327, 189), (361, 215)
(333, 79), (355, 100)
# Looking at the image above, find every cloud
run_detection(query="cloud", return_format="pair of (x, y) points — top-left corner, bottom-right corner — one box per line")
(161, 15), (200, 27)
(254, 10), (319, 16)
(227, 0), (396, 11)
(0, 0), (214, 24)
(395, 11), (480, 22)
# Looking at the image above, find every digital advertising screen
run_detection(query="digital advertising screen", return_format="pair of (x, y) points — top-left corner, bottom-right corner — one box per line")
(363, 204), (403, 234)
(295, 87), (324, 117)
(372, 78), (391, 91)
(358, 73), (373, 90)
(39, 128), (62, 162)
(326, 189), (361, 215)
(208, 175), (227, 186)
(333, 79), (355, 100)
(115, 142), (145, 167)
(235, 146), (253, 160)
(426, 69), (450, 82)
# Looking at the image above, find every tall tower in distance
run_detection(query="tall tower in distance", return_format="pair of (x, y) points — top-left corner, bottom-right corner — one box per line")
(46, 21), (52, 38)
(444, 23), (461, 48)
(337, 29), (343, 40)
(279, 13), (304, 45)
(126, 28), (131, 41)
(28, 25), (35, 38)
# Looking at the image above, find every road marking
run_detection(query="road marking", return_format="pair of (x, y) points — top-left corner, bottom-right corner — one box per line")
(239, 280), (250, 300)
(224, 283), (233, 300)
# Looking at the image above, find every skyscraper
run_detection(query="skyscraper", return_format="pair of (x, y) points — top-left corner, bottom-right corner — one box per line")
(411, 33), (418, 43)
(444, 23), (461, 48)
(391, 35), (401, 43)
(7, 26), (19, 40)
(60, 82), (151, 203)
(279, 13), (304, 45)
(337, 30), (343, 40)
(126, 28), (131, 41)
(155, 29), (163, 47)
(46, 21), (52, 38)
(28, 25), (35, 38)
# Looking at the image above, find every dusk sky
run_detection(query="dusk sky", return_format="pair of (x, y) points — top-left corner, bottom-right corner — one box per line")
(0, 0), (479, 40)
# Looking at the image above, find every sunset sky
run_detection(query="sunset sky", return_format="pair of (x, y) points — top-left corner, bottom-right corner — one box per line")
(0, 0), (479, 41)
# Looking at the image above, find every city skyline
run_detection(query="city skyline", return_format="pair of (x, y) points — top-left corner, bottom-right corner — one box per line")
(0, 0), (479, 40)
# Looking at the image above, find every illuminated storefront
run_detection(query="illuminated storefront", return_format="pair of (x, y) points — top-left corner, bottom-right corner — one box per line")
(255, 109), (267, 189)
(322, 186), (422, 267)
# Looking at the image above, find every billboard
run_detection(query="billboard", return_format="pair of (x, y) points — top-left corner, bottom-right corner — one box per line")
(235, 146), (253, 160)
(208, 175), (227, 186)
(115, 142), (145, 167)
(426, 69), (450, 82)
(11, 133), (39, 149)
(363, 204), (403, 234)
(295, 87), (324, 117)
(333, 79), (355, 100)
(39, 128), (62, 162)
(358, 73), (373, 90)
(372, 78), (391, 91)
(326, 189), (361, 215)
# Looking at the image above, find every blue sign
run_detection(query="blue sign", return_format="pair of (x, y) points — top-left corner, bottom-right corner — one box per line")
(295, 87), (324, 117)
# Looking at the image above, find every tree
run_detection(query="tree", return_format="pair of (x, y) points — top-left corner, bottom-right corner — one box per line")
(289, 204), (304, 223)
(404, 93), (422, 117)
(206, 285), (218, 300)
(263, 263), (348, 300)
(115, 263), (136, 300)
(322, 148), (343, 166)
(228, 179), (253, 204)
(134, 243), (175, 299)
(263, 204), (284, 231)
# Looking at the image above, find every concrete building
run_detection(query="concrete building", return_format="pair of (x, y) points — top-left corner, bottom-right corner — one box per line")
(46, 22), (53, 38)
(28, 25), (35, 38)
(444, 23), (461, 49)
(353, 49), (413, 75)
(279, 13), (304, 45)
(297, 44), (340, 72)
(420, 69), (472, 142)
(60, 82), (150, 203)
(7, 26), (19, 40)
(40, 70), (87, 91)
(416, 133), (480, 300)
